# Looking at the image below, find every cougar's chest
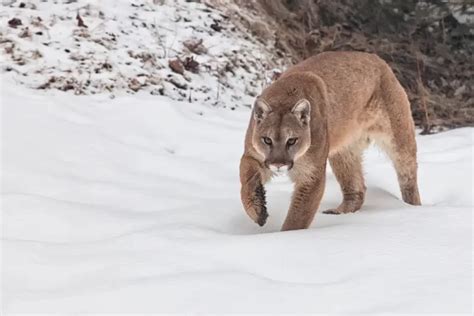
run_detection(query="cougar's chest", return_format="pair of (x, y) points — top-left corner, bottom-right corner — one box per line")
(288, 154), (318, 184)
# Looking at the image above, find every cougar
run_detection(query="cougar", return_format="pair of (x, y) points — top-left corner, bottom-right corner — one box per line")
(239, 51), (421, 231)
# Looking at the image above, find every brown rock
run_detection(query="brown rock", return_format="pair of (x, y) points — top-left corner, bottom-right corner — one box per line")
(168, 58), (184, 75)
(8, 18), (22, 28)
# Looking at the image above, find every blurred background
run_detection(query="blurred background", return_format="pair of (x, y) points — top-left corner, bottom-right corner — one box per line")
(2, 0), (473, 132)
(231, 0), (473, 132)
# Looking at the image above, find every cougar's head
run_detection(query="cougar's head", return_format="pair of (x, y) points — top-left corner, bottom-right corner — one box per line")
(252, 98), (311, 173)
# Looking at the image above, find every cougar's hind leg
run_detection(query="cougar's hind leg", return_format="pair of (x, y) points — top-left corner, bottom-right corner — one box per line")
(378, 73), (422, 206)
(376, 130), (421, 206)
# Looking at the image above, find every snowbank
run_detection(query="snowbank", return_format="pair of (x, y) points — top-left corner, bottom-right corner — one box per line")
(2, 78), (472, 313)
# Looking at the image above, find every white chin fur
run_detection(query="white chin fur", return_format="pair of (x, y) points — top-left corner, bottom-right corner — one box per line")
(269, 165), (289, 176)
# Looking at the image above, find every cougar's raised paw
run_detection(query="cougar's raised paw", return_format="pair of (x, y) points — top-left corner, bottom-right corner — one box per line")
(257, 209), (268, 226)
(251, 183), (268, 226)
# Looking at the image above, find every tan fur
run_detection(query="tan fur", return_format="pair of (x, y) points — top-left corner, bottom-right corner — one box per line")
(240, 51), (421, 231)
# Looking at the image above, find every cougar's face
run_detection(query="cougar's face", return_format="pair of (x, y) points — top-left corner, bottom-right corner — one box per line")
(252, 98), (311, 173)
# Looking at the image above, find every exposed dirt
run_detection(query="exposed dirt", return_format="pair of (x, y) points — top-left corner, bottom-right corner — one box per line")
(217, 0), (474, 131)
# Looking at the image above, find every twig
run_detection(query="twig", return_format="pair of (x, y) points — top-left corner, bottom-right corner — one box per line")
(415, 51), (432, 134)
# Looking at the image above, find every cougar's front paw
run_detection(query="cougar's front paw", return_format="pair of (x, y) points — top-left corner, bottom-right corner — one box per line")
(246, 183), (268, 226)
(246, 206), (268, 226)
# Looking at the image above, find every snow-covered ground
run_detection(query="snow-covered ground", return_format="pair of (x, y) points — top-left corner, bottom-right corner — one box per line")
(1, 0), (472, 313)
(1, 76), (472, 313)
(0, 0), (282, 108)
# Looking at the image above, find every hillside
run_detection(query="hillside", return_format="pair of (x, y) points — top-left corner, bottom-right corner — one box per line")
(2, 0), (472, 130)
(1, 0), (284, 109)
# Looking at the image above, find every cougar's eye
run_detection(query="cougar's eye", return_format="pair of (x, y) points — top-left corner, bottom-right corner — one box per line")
(262, 137), (272, 146)
(287, 138), (298, 146)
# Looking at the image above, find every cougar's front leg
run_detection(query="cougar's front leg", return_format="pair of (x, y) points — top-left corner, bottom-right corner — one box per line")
(240, 154), (269, 226)
(281, 166), (326, 231)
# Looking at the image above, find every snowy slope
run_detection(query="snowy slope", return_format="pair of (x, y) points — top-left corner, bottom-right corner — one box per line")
(0, 0), (282, 108)
(1, 78), (472, 313)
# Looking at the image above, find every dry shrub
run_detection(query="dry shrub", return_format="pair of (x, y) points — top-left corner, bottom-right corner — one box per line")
(213, 0), (473, 130)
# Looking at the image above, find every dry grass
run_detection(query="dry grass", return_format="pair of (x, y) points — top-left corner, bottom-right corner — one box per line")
(212, 0), (474, 130)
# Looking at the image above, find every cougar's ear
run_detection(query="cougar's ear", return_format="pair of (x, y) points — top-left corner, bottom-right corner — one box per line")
(292, 98), (311, 125)
(253, 99), (272, 122)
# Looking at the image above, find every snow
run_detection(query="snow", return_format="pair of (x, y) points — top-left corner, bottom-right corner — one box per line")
(0, 0), (282, 108)
(0, 0), (472, 313)
(1, 76), (472, 313)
